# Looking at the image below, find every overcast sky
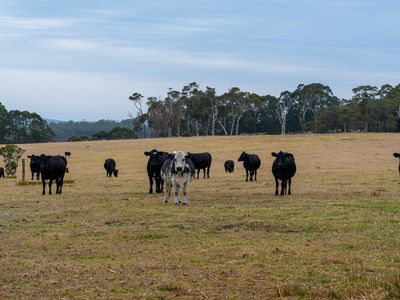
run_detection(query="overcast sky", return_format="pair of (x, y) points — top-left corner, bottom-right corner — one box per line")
(0, 0), (399, 121)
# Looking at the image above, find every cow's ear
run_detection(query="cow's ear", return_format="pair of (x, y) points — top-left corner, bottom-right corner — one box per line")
(286, 153), (294, 158)
(185, 152), (191, 159)
(47, 156), (52, 159)
(167, 153), (175, 159)
(394, 153), (400, 158)
(271, 152), (277, 157)
(27, 155), (32, 158)
(144, 151), (150, 156)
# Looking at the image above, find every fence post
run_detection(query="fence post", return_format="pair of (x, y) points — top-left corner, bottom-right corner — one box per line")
(22, 159), (25, 181)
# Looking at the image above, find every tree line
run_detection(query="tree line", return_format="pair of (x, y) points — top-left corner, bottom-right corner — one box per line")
(130, 82), (400, 137)
(0, 102), (54, 143)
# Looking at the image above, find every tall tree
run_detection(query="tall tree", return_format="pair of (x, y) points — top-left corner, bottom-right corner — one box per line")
(275, 91), (294, 135)
(351, 85), (378, 132)
(129, 92), (147, 138)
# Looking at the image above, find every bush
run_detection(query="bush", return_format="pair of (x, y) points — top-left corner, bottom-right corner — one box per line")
(0, 144), (25, 176)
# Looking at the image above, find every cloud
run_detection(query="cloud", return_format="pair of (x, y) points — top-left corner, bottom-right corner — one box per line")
(0, 15), (75, 31)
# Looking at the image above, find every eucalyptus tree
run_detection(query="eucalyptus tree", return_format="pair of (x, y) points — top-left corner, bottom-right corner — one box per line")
(275, 91), (294, 135)
(129, 92), (147, 138)
(351, 85), (378, 132)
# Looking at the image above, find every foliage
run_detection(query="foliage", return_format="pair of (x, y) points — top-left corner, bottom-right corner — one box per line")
(133, 82), (400, 137)
(92, 127), (136, 140)
(0, 103), (54, 143)
(0, 144), (25, 176)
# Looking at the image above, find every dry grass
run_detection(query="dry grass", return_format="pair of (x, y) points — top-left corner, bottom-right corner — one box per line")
(0, 133), (399, 299)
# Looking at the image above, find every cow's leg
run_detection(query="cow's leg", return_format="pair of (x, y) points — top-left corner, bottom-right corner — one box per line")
(203, 168), (206, 178)
(280, 180), (286, 196)
(164, 182), (170, 203)
(182, 181), (188, 205)
(42, 178), (46, 195)
(155, 175), (162, 193)
(31, 172), (34, 180)
(254, 170), (257, 181)
(288, 178), (292, 195)
(173, 183), (180, 205)
(55, 178), (60, 194)
(250, 170), (254, 181)
(36, 172), (40, 180)
(245, 169), (249, 181)
(196, 169), (200, 179)
(207, 166), (210, 178)
(49, 179), (53, 195)
(160, 179), (164, 192)
(148, 174), (154, 193)
(275, 177), (279, 196)
(60, 176), (64, 194)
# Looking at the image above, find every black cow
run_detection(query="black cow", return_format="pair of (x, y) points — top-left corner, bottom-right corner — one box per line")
(238, 152), (261, 181)
(224, 160), (234, 173)
(0, 167), (4, 178)
(104, 158), (118, 177)
(144, 149), (169, 193)
(189, 152), (212, 179)
(393, 153), (400, 174)
(39, 155), (68, 195)
(271, 151), (296, 195)
(27, 155), (41, 180)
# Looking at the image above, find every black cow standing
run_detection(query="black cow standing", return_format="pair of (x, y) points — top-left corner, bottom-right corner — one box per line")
(393, 153), (400, 174)
(271, 151), (296, 195)
(189, 152), (212, 179)
(144, 149), (169, 193)
(224, 160), (234, 173)
(39, 155), (68, 195)
(104, 158), (118, 177)
(27, 154), (41, 180)
(0, 167), (4, 178)
(238, 152), (261, 181)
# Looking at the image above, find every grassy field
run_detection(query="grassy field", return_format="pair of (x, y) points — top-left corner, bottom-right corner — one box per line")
(0, 133), (399, 299)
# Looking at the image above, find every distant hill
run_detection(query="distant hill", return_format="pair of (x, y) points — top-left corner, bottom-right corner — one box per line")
(49, 119), (134, 141)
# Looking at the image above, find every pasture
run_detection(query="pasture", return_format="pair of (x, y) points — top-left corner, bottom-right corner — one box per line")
(0, 133), (399, 299)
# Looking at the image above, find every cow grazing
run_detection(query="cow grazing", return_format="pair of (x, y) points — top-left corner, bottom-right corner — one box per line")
(27, 154), (41, 180)
(144, 149), (169, 193)
(393, 152), (400, 174)
(189, 152), (212, 179)
(104, 158), (118, 177)
(0, 167), (4, 178)
(238, 152), (261, 181)
(224, 160), (234, 173)
(161, 151), (195, 205)
(39, 155), (68, 195)
(65, 151), (71, 157)
(271, 151), (296, 195)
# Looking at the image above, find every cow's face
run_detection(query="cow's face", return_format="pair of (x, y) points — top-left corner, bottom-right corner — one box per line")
(393, 153), (400, 158)
(272, 151), (294, 169)
(28, 154), (40, 167)
(145, 149), (166, 164)
(171, 151), (189, 173)
(238, 152), (248, 162)
(38, 154), (51, 172)
(113, 169), (119, 177)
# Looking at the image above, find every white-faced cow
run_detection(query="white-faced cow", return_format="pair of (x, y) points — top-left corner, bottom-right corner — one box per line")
(104, 158), (118, 177)
(189, 152), (212, 179)
(393, 153), (400, 174)
(224, 160), (234, 173)
(144, 149), (169, 193)
(39, 155), (68, 195)
(271, 151), (296, 195)
(27, 154), (41, 180)
(161, 151), (195, 205)
(238, 151), (261, 181)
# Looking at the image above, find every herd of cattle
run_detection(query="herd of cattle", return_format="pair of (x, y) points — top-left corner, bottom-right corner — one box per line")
(2, 150), (399, 204)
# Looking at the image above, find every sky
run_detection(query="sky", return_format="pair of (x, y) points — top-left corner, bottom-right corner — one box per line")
(0, 0), (399, 121)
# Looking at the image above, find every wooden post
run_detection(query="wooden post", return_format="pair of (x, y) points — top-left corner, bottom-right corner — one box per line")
(22, 159), (25, 181)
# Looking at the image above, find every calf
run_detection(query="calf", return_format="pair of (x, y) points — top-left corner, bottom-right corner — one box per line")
(189, 152), (212, 179)
(0, 167), (4, 178)
(238, 152), (261, 181)
(271, 151), (296, 195)
(224, 160), (234, 173)
(27, 154), (41, 180)
(104, 158), (118, 177)
(161, 151), (195, 205)
(39, 155), (68, 195)
(144, 149), (169, 193)
(393, 153), (400, 174)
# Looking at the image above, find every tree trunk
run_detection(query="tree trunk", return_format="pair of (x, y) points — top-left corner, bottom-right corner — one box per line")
(230, 116), (236, 136)
(235, 115), (242, 135)
(218, 120), (228, 135)
(195, 120), (199, 136)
